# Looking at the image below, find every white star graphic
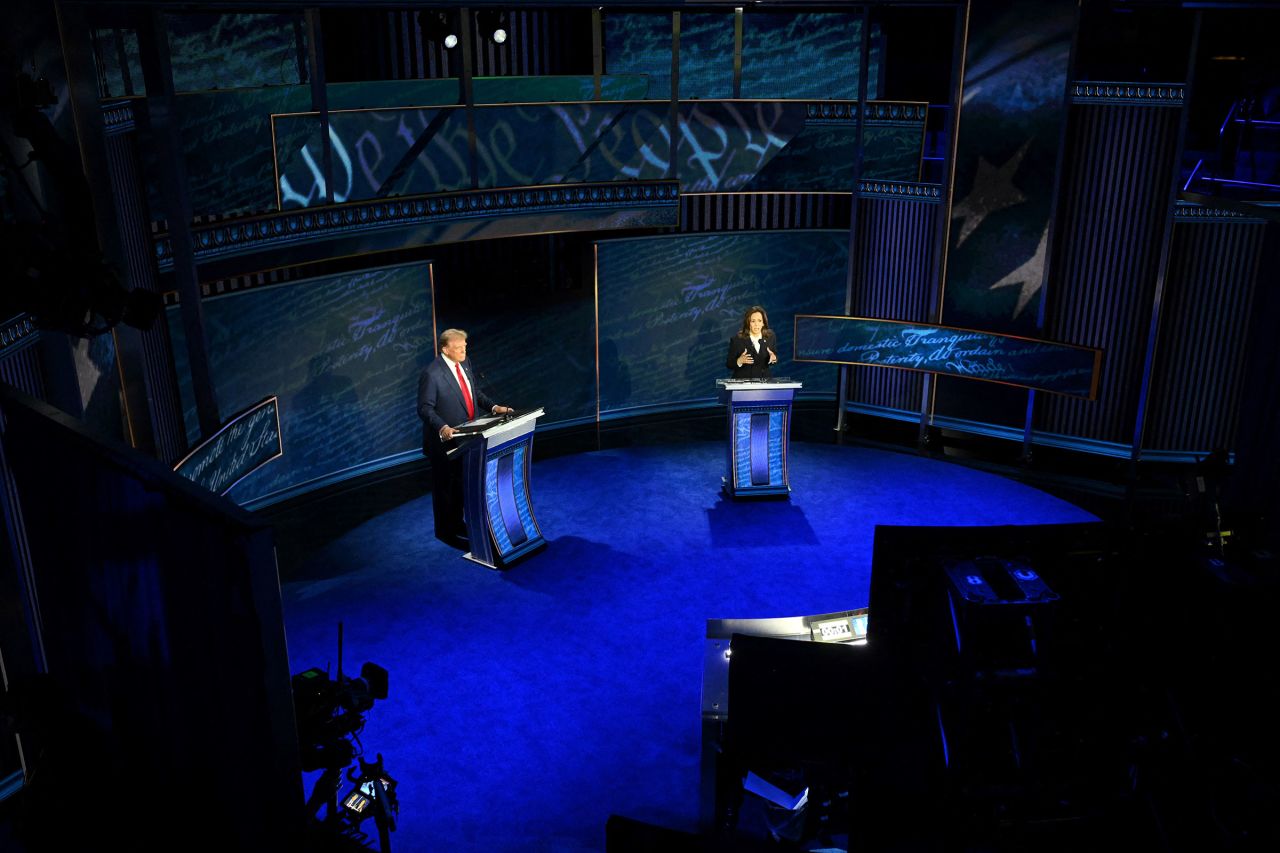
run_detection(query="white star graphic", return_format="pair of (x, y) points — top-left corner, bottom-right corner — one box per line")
(989, 224), (1049, 318)
(951, 141), (1031, 247)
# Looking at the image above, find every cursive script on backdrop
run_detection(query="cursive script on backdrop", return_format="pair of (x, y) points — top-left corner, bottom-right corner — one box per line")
(794, 315), (1102, 399)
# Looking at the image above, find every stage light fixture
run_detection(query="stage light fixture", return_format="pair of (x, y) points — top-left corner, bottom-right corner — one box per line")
(478, 10), (508, 44)
(419, 9), (459, 49)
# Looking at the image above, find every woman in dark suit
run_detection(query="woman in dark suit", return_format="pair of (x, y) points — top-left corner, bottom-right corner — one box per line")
(726, 305), (778, 379)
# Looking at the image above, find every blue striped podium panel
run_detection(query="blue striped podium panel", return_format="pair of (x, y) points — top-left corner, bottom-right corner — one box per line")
(455, 407), (547, 569)
(716, 380), (802, 499)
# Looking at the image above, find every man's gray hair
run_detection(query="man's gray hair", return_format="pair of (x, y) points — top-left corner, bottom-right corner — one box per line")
(439, 328), (468, 352)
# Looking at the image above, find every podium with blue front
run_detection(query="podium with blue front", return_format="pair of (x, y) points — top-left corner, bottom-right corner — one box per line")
(716, 380), (802, 498)
(452, 407), (546, 569)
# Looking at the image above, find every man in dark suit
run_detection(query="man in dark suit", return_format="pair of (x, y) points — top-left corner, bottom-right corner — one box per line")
(418, 328), (513, 547)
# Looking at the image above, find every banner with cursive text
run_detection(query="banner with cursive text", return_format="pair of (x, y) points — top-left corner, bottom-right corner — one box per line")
(173, 397), (283, 496)
(794, 315), (1101, 399)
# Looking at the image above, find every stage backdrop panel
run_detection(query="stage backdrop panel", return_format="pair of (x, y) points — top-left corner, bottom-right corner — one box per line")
(942, 0), (1074, 332)
(274, 99), (922, 205)
(596, 232), (848, 414)
(603, 10), (882, 100)
(603, 11), (673, 98)
(680, 13), (736, 99)
(145, 76), (647, 219)
(167, 263), (433, 505)
(740, 12), (881, 100)
(96, 11), (303, 97)
(431, 293), (598, 430)
(933, 0), (1076, 432)
(166, 12), (304, 92)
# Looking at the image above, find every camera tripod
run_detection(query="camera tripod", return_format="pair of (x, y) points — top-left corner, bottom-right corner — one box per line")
(306, 752), (398, 852)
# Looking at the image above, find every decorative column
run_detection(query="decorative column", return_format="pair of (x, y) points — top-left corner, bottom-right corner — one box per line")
(1037, 84), (1186, 450)
(101, 100), (189, 462)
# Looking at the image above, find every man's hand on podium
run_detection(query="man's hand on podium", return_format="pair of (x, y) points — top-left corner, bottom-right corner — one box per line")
(442, 407), (513, 439)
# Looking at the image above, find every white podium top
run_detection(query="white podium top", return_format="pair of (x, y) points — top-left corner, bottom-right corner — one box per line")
(716, 379), (803, 391)
(469, 407), (545, 445)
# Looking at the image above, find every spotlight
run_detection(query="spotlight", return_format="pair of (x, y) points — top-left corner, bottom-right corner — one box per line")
(418, 9), (458, 49)
(477, 9), (508, 44)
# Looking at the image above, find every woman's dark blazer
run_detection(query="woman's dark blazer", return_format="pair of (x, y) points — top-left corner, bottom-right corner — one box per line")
(725, 332), (776, 379)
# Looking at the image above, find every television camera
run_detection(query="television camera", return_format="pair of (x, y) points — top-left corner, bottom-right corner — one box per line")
(292, 661), (388, 773)
(292, 625), (398, 850)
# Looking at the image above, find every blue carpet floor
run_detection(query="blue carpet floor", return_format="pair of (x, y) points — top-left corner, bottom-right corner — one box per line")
(281, 441), (1096, 852)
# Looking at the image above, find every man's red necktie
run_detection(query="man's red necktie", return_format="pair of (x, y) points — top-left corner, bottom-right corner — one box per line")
(455, 362), (475, 420)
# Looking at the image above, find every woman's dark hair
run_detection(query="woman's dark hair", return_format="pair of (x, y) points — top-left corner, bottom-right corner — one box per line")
(738, 305), (772, 337)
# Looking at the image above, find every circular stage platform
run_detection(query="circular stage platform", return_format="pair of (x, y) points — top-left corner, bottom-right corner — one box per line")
(281, 441), (1095, 851)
